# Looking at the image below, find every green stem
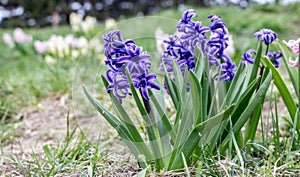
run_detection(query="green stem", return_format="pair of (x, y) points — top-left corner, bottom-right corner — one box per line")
(140, 90), (165, 170)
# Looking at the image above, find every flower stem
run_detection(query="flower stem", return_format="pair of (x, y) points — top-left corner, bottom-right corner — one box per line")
(140, 89), (165, 170)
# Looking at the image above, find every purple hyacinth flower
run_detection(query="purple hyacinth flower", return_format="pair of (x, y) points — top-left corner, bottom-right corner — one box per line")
(102, 30), (125, 57)
(103, 30), (160, 102)
(177, 9), (197, 32)
(133, 73), (160, 100)
(267, 51), (282, 68)
(219, 55), (236, 81)
(208, 29), (229, 57)
(242, 49), (257, 65)
(161, 9), (236, 86)
(253, 28), (278, 45)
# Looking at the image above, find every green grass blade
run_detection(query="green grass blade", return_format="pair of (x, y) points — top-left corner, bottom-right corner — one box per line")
(138, 167), (148, 177)
(231, 131), (245, 175)
(182, 153), (191, 177)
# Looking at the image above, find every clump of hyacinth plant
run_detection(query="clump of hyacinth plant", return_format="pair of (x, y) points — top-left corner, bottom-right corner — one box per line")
(83, 9), (275, 171)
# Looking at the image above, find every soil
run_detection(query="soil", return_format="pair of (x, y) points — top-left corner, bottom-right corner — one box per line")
(0, 90), (292, 176)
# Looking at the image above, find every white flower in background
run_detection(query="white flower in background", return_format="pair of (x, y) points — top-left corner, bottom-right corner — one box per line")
(105, 18), (116, 29)
(47, 35), (69, 57)
(2, 33), (14, 47)
(155, 27), (169, 54)
(71, 50), (80, 58)
(81, 16), (97, 33)
(64, 34), (75, 45)
(34, 40), (48, 54)
(89, 38), (102, 52)
(71, 36), (88, 48)
(45, 55), (56, 64)
(13, 28), (32, 43)
(224, 34), (235, 56)
(70, 12), (83, 32)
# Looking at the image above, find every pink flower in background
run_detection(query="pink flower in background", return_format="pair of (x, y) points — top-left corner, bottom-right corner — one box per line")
(284, 38), (300, 68)
(34, 41), (48, 54)
(289, 57), (298, 67)
(13, 28), (32, 43)
(284, 38), (300, 55)
(2, 33), (14, 47)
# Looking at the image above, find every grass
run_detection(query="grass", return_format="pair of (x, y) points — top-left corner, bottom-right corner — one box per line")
(1, 3), (300, 176)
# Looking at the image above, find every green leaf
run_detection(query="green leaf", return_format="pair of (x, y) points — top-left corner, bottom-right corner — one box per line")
(168, 104), (235, 170)
(125, 69), (164, 170)
(249, 40), (263, 83)
(43, 145), (54, 164)
(220, 73), (272, 153)
(149, 89), (176, 142)
(244, 104), (262, 144)
(276, 39), (299, 97)
(82, 85), (147, 167)
(261, 56), (300, 131)
(189, 71), (202, 124)
(165, 75), (180, 109)
(82, 85), (123, 130)
(223, 62), (246, 106)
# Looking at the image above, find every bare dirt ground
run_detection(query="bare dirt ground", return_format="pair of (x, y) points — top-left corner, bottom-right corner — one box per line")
(0, 94), (140, 176)
(0, 89), (291, 176)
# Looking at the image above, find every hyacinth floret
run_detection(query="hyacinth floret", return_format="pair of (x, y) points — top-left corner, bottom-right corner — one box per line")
(266, 51), (282, 68)
(253, 28), (278, 45)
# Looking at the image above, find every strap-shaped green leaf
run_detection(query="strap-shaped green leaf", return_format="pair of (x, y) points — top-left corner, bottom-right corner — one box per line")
(168, 104), (235, 170)
(249, 40), (263, 83)
(125, 69), (164, 170)
(220, 73), (272, 153)
(189, 71), (202, 124)
(261, 56), (300, 131)
(148, 89), (176, 142)
(82, 85), (147, 167)
(276, 39), (299, 97)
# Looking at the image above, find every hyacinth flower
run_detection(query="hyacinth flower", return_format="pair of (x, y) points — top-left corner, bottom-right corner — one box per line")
(161, 9), (236, 86)
(242, 28), (282, 69)
(254, 28), (278, 45)
(103, 30), (160, 102)
(242, 49), (282, 68)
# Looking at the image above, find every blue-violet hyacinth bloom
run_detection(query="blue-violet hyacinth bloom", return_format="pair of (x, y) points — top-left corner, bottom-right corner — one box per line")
(161, 9), (236, 85)
(267, 51), (282, 68)
(242, 49), (257, 65)
(103, 30), (160, 102)
(253, 28), (278, 45)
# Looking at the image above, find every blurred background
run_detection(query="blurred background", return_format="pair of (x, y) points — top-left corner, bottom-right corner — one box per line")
(1, 0), (299, 28)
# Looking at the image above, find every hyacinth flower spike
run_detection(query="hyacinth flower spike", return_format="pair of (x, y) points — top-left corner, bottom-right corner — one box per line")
(102, 30), (160, 103)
